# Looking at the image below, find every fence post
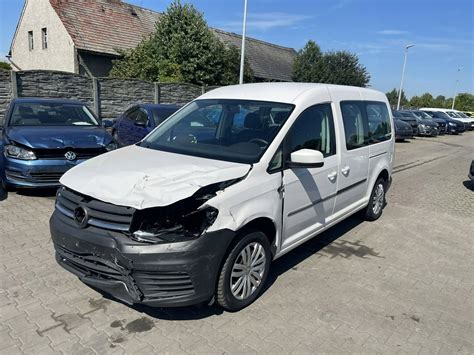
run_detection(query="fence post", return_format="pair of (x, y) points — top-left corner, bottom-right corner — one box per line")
(154, 83), (161, 104)
(92, 77), (100, 117)
(201, 85), (206, 95)
(10, 71), (18, 98)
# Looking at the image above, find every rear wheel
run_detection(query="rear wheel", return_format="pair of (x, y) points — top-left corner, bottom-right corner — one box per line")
(216, 231), (271, 312)
(363, 178), (386, 221)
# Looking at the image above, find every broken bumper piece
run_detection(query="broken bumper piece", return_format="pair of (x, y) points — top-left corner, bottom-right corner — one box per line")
(50, 211), (235, 307)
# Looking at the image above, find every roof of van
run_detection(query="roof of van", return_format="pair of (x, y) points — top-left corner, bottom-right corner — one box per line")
(200, 83), (384, 104)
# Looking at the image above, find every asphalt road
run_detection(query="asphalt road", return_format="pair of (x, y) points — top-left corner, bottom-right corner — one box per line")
(1, 132), (473, 354)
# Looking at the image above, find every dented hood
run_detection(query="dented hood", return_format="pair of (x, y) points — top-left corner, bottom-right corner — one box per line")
(60, 145), (251, 209)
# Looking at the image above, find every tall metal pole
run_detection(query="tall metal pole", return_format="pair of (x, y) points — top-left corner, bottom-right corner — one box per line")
(239, 0), (248, 85)
(451, 67), (462, 110)
(397, 44), (414, 110)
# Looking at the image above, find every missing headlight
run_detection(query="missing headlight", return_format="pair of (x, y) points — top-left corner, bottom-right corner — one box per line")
(127, 178), (241, 244)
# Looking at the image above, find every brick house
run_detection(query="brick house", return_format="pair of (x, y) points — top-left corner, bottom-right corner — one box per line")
(9, 0), (297, 81)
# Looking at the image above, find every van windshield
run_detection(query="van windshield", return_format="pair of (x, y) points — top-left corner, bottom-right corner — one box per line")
(141, 99), (294, 164)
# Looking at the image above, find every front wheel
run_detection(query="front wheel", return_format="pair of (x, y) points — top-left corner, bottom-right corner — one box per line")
(362, 178), (386, 221)
(216, 231), (271, 312)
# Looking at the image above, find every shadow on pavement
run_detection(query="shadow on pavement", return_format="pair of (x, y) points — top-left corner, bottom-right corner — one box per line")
(462, 180), (473, 191)
(126, 214), (365, 320)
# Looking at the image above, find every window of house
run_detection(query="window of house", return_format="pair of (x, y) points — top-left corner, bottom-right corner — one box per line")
(340, 101), (369, 150)
(286, 103), (336, 159)
(41, 28), (48, 49)
(28, 31), (34, 51)
(366, 102), (391, 144)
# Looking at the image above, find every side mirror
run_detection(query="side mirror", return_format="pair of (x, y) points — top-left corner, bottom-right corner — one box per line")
(102, 119), (114, 128)
(135, 120), (148, 127)
(287, 149), (324, 168)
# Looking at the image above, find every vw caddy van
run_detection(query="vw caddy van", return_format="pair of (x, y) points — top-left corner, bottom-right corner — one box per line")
(50, 83), (394, 311)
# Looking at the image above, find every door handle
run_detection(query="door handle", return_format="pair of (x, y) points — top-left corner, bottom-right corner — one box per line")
(327, 171), (337, 182)
(341, 166), (350, 176)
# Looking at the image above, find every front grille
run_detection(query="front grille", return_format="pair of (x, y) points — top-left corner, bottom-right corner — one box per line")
(30, 172), (63, 182)
(133, 271), (195, 300)
(35, 148), (106, 160)
(56, 187), (135, 232)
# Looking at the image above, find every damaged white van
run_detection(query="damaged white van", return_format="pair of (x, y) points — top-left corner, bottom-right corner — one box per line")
(51, 83), (394, 311)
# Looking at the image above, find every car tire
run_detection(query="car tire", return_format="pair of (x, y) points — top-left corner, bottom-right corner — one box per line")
(216, 231), (271, 312)
(363, 178), (386, 221)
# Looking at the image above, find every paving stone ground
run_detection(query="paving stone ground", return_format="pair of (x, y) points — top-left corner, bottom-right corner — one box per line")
(1, 132), (473, 354)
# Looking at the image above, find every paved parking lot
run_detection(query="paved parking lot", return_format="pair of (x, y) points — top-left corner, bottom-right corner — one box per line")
(1, 133), (473, 354)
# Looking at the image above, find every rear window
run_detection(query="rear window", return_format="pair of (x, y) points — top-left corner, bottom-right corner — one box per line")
(9, 102), (99, 126)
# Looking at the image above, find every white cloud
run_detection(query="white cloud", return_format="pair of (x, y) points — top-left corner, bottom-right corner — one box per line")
(220, 12), (312, 32)
(377, 30), (409, 35)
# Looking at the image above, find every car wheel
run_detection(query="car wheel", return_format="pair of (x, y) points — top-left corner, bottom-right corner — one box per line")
(363, 178), (386, 221)
(216, 231), (271, 312)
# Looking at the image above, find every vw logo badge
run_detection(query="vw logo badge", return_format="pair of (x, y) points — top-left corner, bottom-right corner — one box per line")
(73, 206), (89, 228)
(65, 151), (77, 161)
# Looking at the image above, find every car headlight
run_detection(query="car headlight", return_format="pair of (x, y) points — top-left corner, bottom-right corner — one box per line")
(4, 145), (37, 160)
(448, 122), (456, 126)
(130, 206), (218, 244)
(105, 142), (117, 151)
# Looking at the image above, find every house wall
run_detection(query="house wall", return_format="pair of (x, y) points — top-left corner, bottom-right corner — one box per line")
(1, 70), (210, 119)
(10, 0), (76, 73)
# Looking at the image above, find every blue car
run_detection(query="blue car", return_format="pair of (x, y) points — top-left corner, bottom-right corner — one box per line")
(112, 104), (180, 147)
(0, 98), (116, 188)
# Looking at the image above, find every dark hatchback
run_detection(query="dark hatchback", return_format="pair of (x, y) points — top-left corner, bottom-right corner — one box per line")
(112, 104), (180, 147)
(0, 98), (116, 188)
(393, 110), (418, 135)
(394, 118), (414, 141)
(421, 110), (465, 134)
(409, 110), (447, 134)
(399, 110), (439, 136)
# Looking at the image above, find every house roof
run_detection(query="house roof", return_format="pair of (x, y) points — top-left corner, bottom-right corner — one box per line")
(48, 0), (296, 81)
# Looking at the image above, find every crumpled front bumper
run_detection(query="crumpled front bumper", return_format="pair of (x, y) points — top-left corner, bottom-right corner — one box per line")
(50, 211), (236, 307)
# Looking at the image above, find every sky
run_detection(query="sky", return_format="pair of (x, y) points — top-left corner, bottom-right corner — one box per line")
(0, 0), (472, 98)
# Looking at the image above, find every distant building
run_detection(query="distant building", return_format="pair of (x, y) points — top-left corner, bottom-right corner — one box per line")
(9, 0), (296, 81)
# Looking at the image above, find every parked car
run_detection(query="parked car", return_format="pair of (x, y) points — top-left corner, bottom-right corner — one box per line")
(420, 110), (465, 134)
(50, 83), (394, 311)
(409, 110), (447, 134)
(0, 176), (6, 201)
(112, 104), (180, 147)
(452, 110), (474, 130)
(420, 108), (473, 131)
(0, 98), (116, 188)
(393, 110), (418, 135)
(463, 111), (474, 118)
(469, 160), (474, 181)
(394, 118), (414, 141)
(398, 110), (438, 136)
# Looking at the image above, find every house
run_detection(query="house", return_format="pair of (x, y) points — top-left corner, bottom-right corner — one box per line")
(9, 0), (297, 81)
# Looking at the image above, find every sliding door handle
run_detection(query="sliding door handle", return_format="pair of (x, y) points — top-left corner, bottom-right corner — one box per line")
(327, 171), (337, 182)
(341, 166), (350, 176)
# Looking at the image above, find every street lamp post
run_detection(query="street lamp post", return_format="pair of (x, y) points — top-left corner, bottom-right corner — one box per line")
(239, 0), (248, 85)
(451, 67), (462, 110)
(397, 44), (414, 110)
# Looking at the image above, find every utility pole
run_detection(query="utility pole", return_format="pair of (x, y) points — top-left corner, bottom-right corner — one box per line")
(451, 67), (462, 110)
(239, 0), (248, 85)
(397, 44), (414, 110)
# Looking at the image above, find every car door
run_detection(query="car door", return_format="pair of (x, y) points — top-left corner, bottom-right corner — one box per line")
(333, 99), (370, 216)
(281, 103), (339, 249)
(117, 107), (139, 147)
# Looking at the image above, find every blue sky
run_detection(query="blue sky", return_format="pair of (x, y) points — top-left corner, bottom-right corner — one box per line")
(0, 0), (472, 97)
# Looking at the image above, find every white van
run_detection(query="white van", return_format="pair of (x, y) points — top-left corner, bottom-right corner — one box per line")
(51, 83), (394, 311)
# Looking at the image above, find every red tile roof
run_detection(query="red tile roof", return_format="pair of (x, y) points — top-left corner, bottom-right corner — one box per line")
(49, 0), (296, 80)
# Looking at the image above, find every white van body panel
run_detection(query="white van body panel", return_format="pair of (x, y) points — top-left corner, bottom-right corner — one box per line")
(60, 83), (394, 261)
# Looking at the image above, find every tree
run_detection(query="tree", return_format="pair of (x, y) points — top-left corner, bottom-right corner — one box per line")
(111, 1), (253, 85)
(386, 88), (407, 107)
(453, 93), (474, 111)
(0, 61), (11, 70)
(409, 95), (422, 108)
(418, 93), (434, 108)
(433, 95), (446, 108)
(293, 41), (370, 87)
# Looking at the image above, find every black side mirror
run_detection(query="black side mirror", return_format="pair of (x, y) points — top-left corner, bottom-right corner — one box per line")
(102, 119), (114, 128)
(135, 120), (148, 127)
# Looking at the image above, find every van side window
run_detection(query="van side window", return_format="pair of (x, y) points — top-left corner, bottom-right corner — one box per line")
(366, 102), (391, 143)
(340, 101), (368, 150)
(286, 103), (336, 159)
